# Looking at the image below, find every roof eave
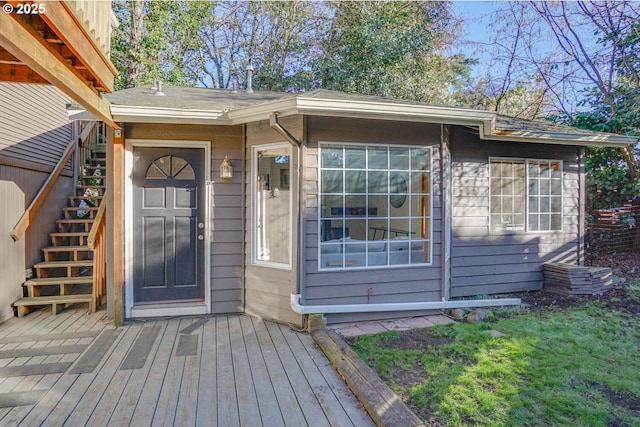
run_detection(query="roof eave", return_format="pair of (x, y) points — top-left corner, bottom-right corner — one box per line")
(487, 129), (637, 147)
(227, 96), (498, 129)
(110, 104), (230, 125)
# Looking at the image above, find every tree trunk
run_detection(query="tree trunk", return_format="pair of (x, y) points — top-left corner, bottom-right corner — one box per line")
(126, 0), (144, 88)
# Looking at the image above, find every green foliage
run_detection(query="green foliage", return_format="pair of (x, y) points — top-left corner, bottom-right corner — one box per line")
(555, 87), (640, 211)
(317, 1), (471, 103)
(583, 146), (639, 211)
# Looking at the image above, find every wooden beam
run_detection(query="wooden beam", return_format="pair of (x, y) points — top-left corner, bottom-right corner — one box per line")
(0, 63), (49, 84)
(0, 12), (116, 128)
(110, 125), (125, 327)
(10, 139), (76, 241)
(39, 1), (116, 92)
(440, 124), (452, 301)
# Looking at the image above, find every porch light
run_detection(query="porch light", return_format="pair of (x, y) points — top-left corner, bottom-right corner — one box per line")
(220, 156), (233, 180)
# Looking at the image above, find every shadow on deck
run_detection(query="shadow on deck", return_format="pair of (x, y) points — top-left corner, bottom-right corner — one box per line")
(0, 307), (374, 427)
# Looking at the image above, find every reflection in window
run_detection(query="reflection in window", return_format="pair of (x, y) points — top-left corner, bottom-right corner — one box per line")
(253, 144), (291, 267)
(319, 143), (432, 270)
(490, 159), (562, 232)
(145, 155), (195, 180)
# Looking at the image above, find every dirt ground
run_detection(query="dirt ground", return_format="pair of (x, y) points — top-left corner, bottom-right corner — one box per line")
(520, 250), (639, 315)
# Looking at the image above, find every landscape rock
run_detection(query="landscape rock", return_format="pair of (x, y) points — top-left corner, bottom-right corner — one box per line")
(449, 308), (465, 321)
(481, 329), (506, 338)
(466, 309), (493, 323)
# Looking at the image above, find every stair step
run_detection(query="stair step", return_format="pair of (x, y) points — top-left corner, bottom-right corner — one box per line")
(84, 165), (106, 170)
(43, 245), (91, 252)
(67, 197), (103, 208)
(24, 277), (93, 297)
(12, 295), (93, 317)
(33, 260), (92, 279)
(56, 219), (94, 232)
(50, 232), (90, 240)
(49, 233), (90, 249)
(79, 175), (105, 180)
(76, 186), (105, 196)
(63, 207), (100, 219)
(57, 219), (94, 225)
(34, 260), (93, 269)
(26, 277), (93, 286)
(42, 245), (92, 262)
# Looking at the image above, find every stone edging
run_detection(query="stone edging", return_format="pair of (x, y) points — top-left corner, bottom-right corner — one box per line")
(313, 330), (425, 427)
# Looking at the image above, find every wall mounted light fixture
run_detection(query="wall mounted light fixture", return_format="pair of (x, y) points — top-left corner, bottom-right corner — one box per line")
(220, 156), (233, 180)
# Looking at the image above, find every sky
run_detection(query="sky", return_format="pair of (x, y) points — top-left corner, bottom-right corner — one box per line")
(450, 1), (510, 77)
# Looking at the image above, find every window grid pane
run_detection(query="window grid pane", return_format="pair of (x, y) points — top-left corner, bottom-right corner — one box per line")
(490, 160), (525, 231)
(319, 144), (432, 269)
(490, 159), (562, 232)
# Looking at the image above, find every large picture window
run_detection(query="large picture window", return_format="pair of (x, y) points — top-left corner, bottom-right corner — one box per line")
(319, 143), (432, 270)
(490, 159), (562, 232)
(253, 144), (291, 268)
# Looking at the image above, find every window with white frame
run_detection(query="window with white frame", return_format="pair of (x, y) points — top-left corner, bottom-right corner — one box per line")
(490, 159), (562, 232)
(253, 144), (291, 268)
(319, 143), (432, 270)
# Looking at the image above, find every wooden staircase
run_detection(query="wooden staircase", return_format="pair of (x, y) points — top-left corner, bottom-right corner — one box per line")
(13, 153), (107, 317)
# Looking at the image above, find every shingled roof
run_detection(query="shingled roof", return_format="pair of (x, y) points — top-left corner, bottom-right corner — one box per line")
(105, 86), (636, 147)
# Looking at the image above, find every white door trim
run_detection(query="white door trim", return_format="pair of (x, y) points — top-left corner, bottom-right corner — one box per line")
(124, 138), (212, 318)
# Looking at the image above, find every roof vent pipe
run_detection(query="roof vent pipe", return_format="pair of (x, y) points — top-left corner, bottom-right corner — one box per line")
(155, 80), (165, 96)
(246, 65), (254, 94)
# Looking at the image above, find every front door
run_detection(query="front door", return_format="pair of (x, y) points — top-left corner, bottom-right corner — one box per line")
(132, 147), (205, 303)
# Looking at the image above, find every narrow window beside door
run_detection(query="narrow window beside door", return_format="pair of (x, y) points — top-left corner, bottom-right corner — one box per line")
(252, 144), (292, 268)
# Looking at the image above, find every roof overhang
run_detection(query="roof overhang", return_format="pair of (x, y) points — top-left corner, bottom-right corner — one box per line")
(110, 104), (227, 124)
(483, 128), (635, 147)
(108, 93), (637, 147)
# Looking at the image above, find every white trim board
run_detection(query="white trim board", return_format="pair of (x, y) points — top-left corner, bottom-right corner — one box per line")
(124, 138), (212, 318)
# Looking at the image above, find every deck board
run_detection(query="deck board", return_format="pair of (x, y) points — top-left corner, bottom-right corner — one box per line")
(252, 318), (309, 427)
(151, 318), (190, 427)
(239, 316), (284, 427)
(128, 319), (179, 425)
(195, 314), (217, 427)
(0, 308), (376, 427)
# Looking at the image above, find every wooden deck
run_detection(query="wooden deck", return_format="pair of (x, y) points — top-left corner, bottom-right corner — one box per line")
(0, 308), (375, 427)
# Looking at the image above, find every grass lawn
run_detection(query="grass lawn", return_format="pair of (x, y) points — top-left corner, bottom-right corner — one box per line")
(349, 280), (640, 427)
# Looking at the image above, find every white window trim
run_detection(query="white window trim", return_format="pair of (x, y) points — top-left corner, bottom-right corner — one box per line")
(251, 142), (293, 270)
(317, 142), (433, 271)
(489, 157), (564, 234)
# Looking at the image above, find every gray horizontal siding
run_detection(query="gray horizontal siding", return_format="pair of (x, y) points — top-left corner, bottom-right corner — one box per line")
(449, 126), (582, 297)
(0, 83), (72, 171)
(243, 116), (303, 326)
(125, 122), (245, 314)
(302, 117), (443, 322)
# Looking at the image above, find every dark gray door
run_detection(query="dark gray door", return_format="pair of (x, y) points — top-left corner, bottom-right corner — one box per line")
(132, 147), (205, 303)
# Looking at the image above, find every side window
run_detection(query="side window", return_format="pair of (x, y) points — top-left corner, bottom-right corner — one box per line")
(252, 144), (291, 268)
(490, 159), (562, 232)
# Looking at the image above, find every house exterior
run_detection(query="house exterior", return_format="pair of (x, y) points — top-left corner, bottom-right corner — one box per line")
(0, 82), (75, 322)
(104, 86), (635, 326)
